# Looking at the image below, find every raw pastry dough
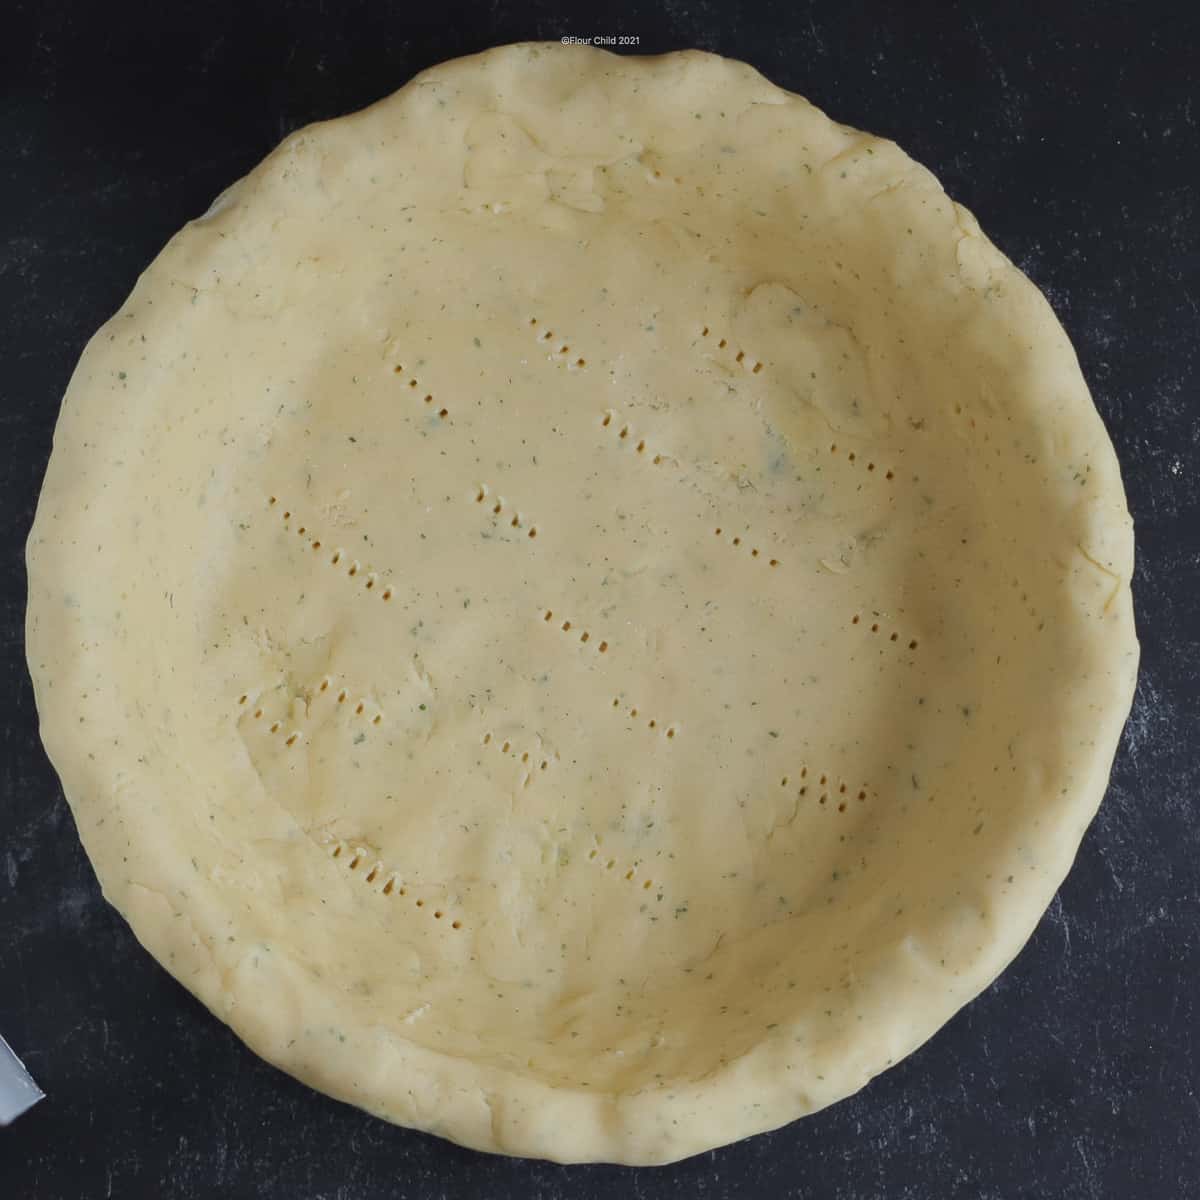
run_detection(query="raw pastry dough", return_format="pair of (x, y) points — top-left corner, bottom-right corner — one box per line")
(26, 44), (1138, 1163)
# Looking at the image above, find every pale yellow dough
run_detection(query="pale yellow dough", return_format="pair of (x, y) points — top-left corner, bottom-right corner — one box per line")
(26, 43), (1138, 1163)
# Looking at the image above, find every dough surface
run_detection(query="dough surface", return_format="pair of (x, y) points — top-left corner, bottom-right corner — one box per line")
(26, 44), (1138, 1164)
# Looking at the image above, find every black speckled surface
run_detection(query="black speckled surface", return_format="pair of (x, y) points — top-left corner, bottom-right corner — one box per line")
(2, 2), (1198, 1196)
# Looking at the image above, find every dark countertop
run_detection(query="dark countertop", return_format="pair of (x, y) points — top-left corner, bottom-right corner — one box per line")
(2, 2), (1197, 1196)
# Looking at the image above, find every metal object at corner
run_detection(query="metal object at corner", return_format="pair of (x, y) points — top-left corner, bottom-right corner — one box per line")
(0, 1034), (44, 1125)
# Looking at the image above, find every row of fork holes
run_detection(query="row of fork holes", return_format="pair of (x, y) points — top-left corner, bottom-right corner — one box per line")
(612, 697), (675, 739)
(829, 443), (895, 481)
(851, 614), (919, 649)
(481, 732), (549, 772)
(529, 318), (586, 369)
(779, 767), (867, 814)
(600, 412), (665, 464)
(391, 364), (449, 418)
(587, 845), (655, 890)
(238, 683), (383, 731)
(475, 486), (537, 538)
(713, 527), (779, 567)
(543, 610), (608, 653)
(699, 326), (763, 374)
(331, 843), (462, 929)
(269, 498), (395, 601)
